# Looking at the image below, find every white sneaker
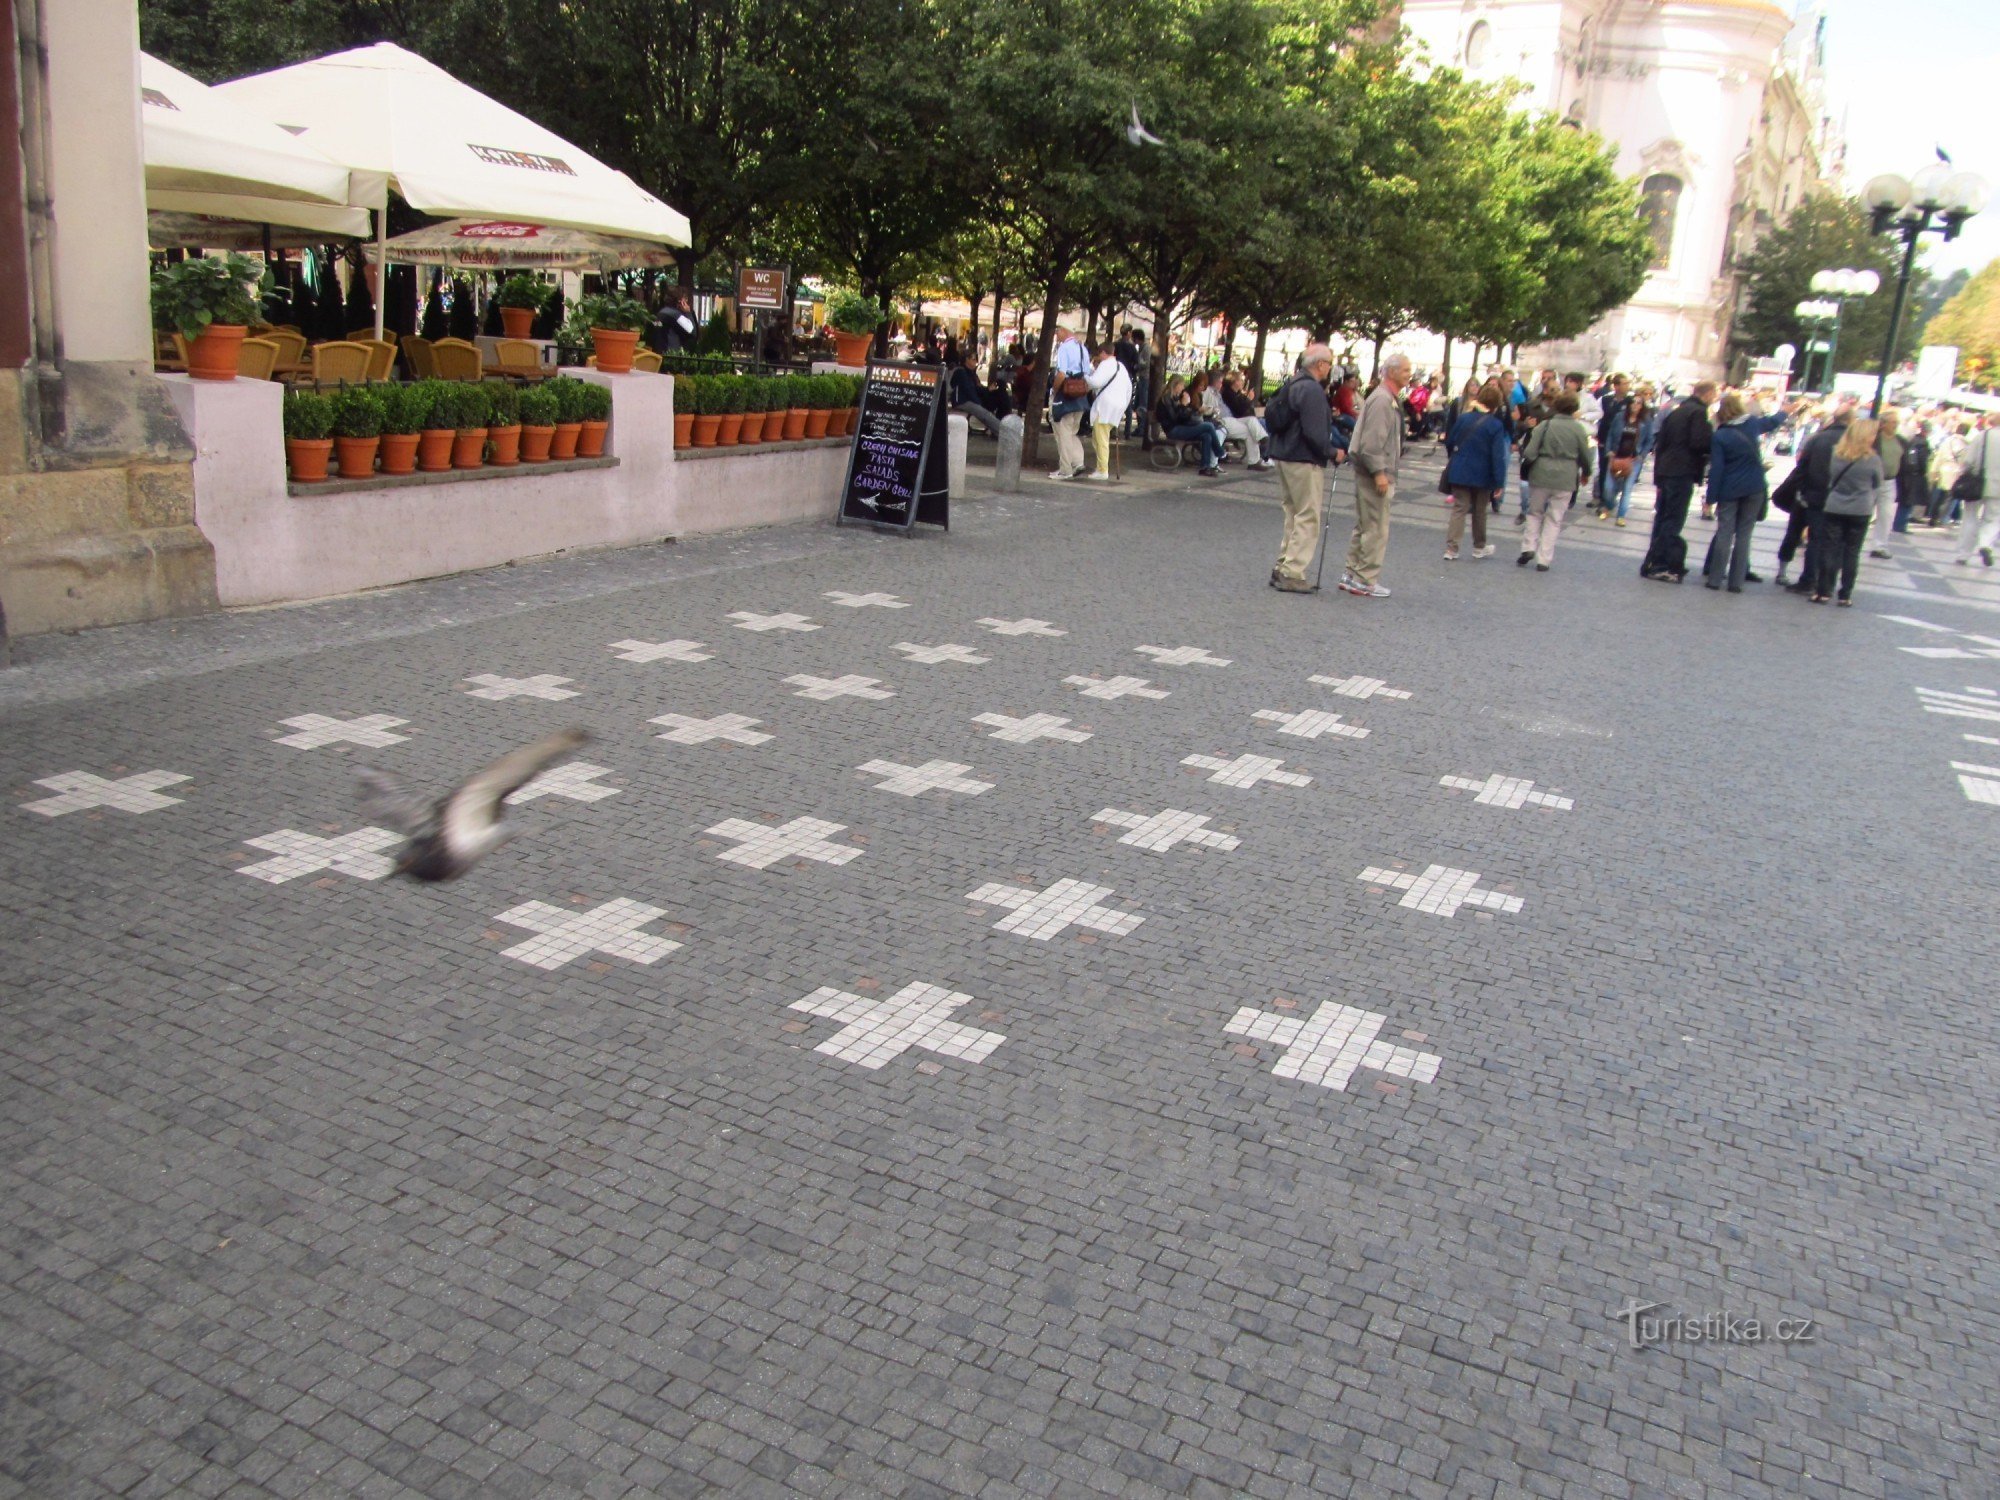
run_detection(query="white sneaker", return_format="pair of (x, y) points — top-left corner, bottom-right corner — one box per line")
(1361, 580), (1391, 597)
(1048, 470), (1075, 480)
(1472, 545), (1496, 559)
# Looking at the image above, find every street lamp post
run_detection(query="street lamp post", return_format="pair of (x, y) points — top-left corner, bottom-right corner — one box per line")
(1804, 268), (1879, 394)
(1794, 298), (1840, 392)
(1861, 165), (1990, 416)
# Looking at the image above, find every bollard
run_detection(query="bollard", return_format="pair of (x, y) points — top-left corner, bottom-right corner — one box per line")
(995, 415), (1025, 493)
(947, 413), (968, 499)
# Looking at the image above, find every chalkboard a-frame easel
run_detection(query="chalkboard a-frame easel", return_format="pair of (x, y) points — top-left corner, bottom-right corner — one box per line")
(836, 360), (950, 533)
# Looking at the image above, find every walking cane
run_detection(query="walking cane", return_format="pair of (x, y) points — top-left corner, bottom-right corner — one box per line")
(1311, 459), (1342, 592)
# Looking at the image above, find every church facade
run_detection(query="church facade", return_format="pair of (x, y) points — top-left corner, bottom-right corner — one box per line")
(1397, 0), (1840, 385)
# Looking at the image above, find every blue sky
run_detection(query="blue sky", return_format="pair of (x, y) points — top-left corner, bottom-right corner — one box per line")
(1819, 0), (2000, 277)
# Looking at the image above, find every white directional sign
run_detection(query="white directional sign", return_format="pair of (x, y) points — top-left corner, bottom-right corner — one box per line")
(1917, 686), (2000, 723)
(1226, 1001), (1441, 1092)
(1953, 761), (2000, 807)
(1091, 807), (1239, 854)
(493, 898), (683, 970)
(20, 770), (189, 817)
(1358, 863), (1522, 919)
(273, 714), (410, 749)
(967, 878), (1143, 940)
(1438, 773), (1572, 810)
(790, 981), (1005, 1069)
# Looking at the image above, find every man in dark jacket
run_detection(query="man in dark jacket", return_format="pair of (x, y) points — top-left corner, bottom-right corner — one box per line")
(1267, 344), (1337, 593)
(1640, 381), (1717, 580)
(1779, 399), (1855, 589)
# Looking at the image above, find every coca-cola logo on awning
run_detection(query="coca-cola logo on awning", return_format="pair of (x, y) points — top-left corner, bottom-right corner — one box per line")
(454, 223), (543, 239)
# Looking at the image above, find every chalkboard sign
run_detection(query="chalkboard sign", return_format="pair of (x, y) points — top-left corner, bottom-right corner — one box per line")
(836, 360), (949, 533)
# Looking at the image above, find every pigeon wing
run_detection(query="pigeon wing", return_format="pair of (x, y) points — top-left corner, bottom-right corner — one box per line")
(355, 768), (432, 835)
(440, 728), (592, 843)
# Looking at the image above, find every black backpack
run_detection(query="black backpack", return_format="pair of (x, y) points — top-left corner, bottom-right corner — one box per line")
(1264, 377), (1301, 435)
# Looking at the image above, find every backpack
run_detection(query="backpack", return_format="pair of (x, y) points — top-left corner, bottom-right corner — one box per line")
(1264, 378), (1300, 435)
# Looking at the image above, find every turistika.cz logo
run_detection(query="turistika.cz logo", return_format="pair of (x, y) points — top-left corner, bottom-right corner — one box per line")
(1611, 1301), (1817, 1351)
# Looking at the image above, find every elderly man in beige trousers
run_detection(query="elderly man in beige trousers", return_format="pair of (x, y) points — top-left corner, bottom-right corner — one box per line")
(1340, 353), (1410, 598)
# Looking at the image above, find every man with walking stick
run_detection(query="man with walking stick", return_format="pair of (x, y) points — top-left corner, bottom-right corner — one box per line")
(1265, 344), (1339, 594)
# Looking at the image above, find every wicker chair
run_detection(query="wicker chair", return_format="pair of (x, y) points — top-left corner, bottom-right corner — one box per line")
(494, 338), (542, 374)
(431, 338), (484, 382)
(311, 341), (372, 385)
(632, 349), (662, 373)
(349, 327), (398, 347)
(265, 328), (308, 369)
(354, 339), (398, 382)
(401, 336), (436, 380)
(236, 337), (281, 380)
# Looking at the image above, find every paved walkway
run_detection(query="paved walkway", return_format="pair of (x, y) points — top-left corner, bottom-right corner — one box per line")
(2, 451), (1995, 1498)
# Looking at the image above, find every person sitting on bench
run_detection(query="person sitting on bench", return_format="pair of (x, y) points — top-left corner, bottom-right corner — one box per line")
(1156, 375), (1225, 475)
(948, 349), (1005, 438)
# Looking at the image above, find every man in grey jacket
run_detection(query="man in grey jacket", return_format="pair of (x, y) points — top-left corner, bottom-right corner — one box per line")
(1340, 353), (1410, 598)
(1266, 344), (1337, 592)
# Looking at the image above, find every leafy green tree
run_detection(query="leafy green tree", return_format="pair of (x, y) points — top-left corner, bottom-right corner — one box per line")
(1729, 195), (1918, 381)
(1919, 259), (2000, 390)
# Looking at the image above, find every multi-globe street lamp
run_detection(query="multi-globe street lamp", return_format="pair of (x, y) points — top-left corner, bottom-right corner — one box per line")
(1793, 299), (1839, 392)
(1801, 268), (1879, 394)
(1861, 164), (1989, 415)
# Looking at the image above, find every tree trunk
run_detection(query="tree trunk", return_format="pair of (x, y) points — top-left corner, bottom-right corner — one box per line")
(991, 279), (1005, 360)
(1440, 332), (1452, 396)
(1024, 274), (1068, 467)
(1250, 323), (1270, 394)
(1370, 331), (1385, 381)
(968, 290), (983, 354)
(1222, 318), (1238, 369)
(1469, 341), (1482, 374)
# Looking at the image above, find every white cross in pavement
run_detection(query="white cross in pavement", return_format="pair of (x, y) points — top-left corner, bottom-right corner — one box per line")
(727, 610), (820, 632)
(506, 762), (620, 804)
(1953, 762), (2000, 806)
(975, 617), (1066, 636)
(21, 770), (190, 817)
(973, 712), (1093, 743)
(1064, 674), (1169, 700)
(609, 638), (712, 663)
(1226, 1001), (1442, 1092)
(785, 673), (896, 701)
(705, 816), (863, 870)
(824, 591), (909, 608)
(650, 712), (773, 745)
(1135, 645), (1231, 667)
(858, 759), (994, 797)
(1181, 753), (1312, 789)
(464, 673), (579, 701)
(1918, 687), (2000, 722)
(895, 642), (990, 665)
(790, 981), (1005, 1069)
(967, 878), (1143, 940)
(1253, 708), (1368, 740)
(1358, 863), (1523, 918)
(1308, 674), (1411, 700)
(1091, 807), (1239, 854)
(493, 898), (683, 970)
(1438, 773), (1573, 810)
(236, 827), (401, 883)
(273, 714), (410, 750)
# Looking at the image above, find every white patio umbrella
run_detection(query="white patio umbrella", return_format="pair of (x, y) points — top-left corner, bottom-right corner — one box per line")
(364, 218), (680, 272)
(141, 53), (373, 239)
(218, 43), (690, 336)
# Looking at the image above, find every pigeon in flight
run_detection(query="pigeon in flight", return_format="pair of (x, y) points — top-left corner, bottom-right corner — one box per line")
(1937, 145), (1953, 165)
(357, 728), (591, 882)
(1127, 104), (1164, 148)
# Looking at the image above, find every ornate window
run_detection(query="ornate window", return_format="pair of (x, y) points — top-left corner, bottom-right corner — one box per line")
(1639, 174), (1683, 270)
(1464, 20), (1491, 67)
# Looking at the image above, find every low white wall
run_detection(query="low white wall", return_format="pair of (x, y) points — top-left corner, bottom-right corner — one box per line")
(163, 371), (848, 608)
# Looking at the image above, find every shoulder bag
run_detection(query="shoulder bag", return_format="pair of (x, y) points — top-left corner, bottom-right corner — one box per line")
(1951, 433), (1987, 502)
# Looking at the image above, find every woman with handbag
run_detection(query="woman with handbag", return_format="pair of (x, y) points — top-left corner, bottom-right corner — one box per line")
(1702, 392), (1790, 593)
(1810, 419), (1884, 605)
(1954, 414), (1998, 567)
(1516, 391), (1592, 571)
(1441, 381), (1509, 560)
(1600, 394), (1648, 525)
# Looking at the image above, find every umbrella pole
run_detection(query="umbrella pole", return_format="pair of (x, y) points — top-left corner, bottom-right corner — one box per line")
(373, 207), (387, 341)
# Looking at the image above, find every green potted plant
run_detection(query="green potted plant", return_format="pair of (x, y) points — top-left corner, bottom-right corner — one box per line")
(781, 373), (811, 441)
(416, 379), (456, 472)
(671, 373), (697, 449)
(451, 382), (491, 469)
(518, 384), (559, 462)
(686, 376), (721, 448)
(570, 293), (653, 373)
(576, 381), (612, 457)
(826, 289), (882, 369)
(378, 383), (427, 474)
(497, 275), (549, 339)
(549, 376), (587, 459)
(735, 376), (765, 445)
(328, 386), (385, 478)
(485, 381), (523, 466)
(802, 374), (834, 439)
(714, 374), (745, 447)
(282, 388), (335, 482)
(152, 252), (262, 380)
(832, 373), (862, 436)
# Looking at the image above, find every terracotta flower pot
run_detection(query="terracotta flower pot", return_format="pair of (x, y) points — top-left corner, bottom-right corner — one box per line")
(379, 432), (421, 475)
(417, 428), (455, 472)
(764, 409), (789, 441)
(841, 406), (859, 435)
(804, 409), (832, 439)
(674, 412), (694, 449)
(825, 408), (846, 437)
(186, 324), (247, 381)
(489, 423), (523, 466)
(520, 425), (556, 462)
(551, 422), (582, 460)
(577, 419), (608, 457)
(500, 306), (536, 339)
(716, 412), (743, 447)
(783, 408), (809, 441)
(335, 435), (379, 478)
(832, 330), (872, 369)
(591, 328), (641, 373)
(286, 436), (333, 483)
(737, 411), (763, 445)
(691, 415), (721, 447)
(452, 427), (488, 469)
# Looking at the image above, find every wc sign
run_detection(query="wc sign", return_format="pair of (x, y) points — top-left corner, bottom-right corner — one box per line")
(737, 266), (787, 312)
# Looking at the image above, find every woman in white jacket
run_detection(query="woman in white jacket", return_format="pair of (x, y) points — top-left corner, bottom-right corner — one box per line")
(1086, 344), (1132, 481)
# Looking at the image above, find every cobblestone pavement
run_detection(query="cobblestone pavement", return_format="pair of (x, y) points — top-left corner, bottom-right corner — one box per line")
(3, 446), (1996, 1499)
